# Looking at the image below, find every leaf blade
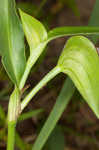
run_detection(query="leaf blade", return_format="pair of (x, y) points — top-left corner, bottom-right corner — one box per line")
(48, 26), (99, 41)
(19, 9), (47, 51)
(88, 0), (99, 43)
(19, 10), (48, 89)
(32, 78), (75, 150)
(58, 36), (99, 117)
(46, 125), (65, 150)
(0, 0), (26, 85)
(18, 109), (43, 122)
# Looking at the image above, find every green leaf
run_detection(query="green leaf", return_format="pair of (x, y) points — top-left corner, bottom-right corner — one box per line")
(0, 0), (26, 86)
(58, 36), (99, 117)
(46, 125), (65, 150)
(19, 10), (47, 51)
(18, 109), (43, 122)
(48, 26), (99, 41)
(88, 0), (99, 43)
(19, 10), (48, 89)
(89, 0), (99, 27)
(32, 78), (75, 150)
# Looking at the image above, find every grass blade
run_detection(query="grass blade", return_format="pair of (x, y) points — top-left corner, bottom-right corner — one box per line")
(88, 0), (99, 43)
(89, 0), (99, 27)
(18, 109), (43, 122)
(46, 125), (65, 150)
(32, 78), (75, 150)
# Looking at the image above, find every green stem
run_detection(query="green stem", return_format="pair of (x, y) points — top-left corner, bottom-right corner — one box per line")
(21, 66), (61, 111)
(19, 43), (47, 90)
(19, 56), (33, 90)
(7, 121), (16, 150)
(7, 87), (20, 150)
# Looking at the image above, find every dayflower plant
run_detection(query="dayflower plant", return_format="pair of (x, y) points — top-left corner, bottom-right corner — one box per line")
(0, 0), (99, 150)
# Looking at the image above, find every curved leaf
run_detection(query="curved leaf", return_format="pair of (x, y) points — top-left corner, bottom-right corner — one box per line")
(19, 10), (48, 89)
(0, 0), (26, 86)
(19, 10), (47, 51)
(58, 36), (99, 117)
(48, 26), (99, 41)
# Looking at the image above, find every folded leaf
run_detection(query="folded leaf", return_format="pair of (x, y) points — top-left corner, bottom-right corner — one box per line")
(0, 0), (26, 86)
(19, 10), (47, 51)
(58, 36), (99, 117)
(19, 10), (48, 89)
